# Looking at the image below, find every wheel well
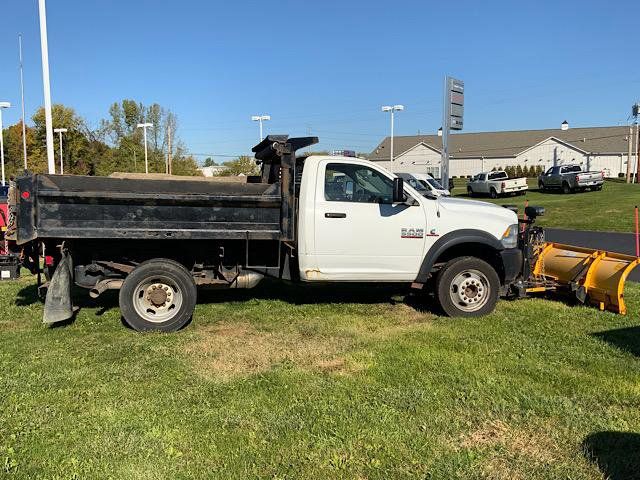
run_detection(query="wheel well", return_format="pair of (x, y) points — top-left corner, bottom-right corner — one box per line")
(432, 243), (504, 283)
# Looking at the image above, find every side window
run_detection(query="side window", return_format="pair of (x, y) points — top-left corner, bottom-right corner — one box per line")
(545, 168), (553, 175)
(324, 163), (394, 204)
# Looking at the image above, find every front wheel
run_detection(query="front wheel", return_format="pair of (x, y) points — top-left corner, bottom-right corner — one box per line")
(119, 259), (197, 332)
(467, 186), (474, 197)
(435, 256), (500, 317)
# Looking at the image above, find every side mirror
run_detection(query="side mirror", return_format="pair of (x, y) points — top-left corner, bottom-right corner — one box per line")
(393, 177), (405, 203)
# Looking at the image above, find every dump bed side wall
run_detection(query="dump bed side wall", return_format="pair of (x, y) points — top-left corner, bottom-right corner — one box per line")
(17, 174), (283, 242)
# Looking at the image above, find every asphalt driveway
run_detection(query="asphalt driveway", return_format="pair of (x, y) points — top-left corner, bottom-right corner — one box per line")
(545, 228), (640, 282)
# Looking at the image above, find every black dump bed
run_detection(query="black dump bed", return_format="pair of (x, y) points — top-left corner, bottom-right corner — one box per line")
(11, 136), (319, 245)
(14, 174), (280, 244)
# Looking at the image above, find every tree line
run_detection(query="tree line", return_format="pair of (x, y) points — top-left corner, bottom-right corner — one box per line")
(0, 100), (201, 179)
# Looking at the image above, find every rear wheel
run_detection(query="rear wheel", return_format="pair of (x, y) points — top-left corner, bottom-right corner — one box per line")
(435, 256), (500, 317)
(562, 182), (571, 194)
(119, 259), (197, 332)
(490, 188), (498, 199)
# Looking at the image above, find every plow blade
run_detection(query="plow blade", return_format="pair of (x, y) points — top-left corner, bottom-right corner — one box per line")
(532, 243), (640, 315)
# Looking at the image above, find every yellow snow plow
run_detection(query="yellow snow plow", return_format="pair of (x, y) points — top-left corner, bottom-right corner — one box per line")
(518, 207), (639, 315)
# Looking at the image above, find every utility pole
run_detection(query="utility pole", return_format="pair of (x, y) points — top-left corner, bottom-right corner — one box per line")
(38, 0), (56, 174)
(635, 119), (640, 183)
(167, 124), (172, 175)
(627, 125), (633, 183)
(54, 128), (67, 174)
(18, 34), (28, 170)
(632, 103), (640, 183)
(137, 123), (153, 174)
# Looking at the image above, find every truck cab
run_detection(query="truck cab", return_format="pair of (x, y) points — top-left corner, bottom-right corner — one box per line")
(298, 155), (519, 284)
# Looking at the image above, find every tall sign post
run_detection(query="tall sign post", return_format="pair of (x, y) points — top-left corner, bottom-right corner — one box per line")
(441, 76), (464, 188)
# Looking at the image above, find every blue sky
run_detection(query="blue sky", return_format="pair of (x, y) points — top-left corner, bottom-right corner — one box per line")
(1, 0), (639, 162)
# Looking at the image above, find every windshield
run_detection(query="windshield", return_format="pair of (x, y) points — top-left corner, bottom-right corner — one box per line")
(425, 177), (444, 190)
(398, 174), (428, 192)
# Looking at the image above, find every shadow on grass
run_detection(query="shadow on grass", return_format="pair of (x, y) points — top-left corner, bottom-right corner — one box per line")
(198, 279), (416, 307)
(592, 326), (640, 358)
(583, 431), (640, 480)
(14, 278), (440, 329)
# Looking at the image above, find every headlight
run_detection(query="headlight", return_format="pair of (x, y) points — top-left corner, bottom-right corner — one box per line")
(501, 224), (519, 249)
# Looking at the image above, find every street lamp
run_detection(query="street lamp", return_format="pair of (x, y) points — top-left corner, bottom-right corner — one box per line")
(251, 115), (271, 142)
(54, 128), (68, 174)
(0, 102), (11, 186)
(136, 123), (153, 174)
(381, 105), (404, 172)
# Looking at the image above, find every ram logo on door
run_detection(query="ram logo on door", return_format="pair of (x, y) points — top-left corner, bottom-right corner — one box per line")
(401, 228), (424, 239)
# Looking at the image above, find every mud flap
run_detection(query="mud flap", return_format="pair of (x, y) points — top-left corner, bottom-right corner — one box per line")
(43, 252), (74, 324)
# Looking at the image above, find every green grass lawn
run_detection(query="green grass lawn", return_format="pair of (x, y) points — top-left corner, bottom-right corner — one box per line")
(1, 275), (640, 479)
(452, 178), (640, 233)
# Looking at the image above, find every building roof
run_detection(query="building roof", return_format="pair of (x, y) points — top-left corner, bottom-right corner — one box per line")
(369, 125), (631, 160)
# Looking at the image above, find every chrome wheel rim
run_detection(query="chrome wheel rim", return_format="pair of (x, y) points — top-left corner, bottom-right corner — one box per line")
(132, 275), (183, 323)
(449, 269), (490, 312)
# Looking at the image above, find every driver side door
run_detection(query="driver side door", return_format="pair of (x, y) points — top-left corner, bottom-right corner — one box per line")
(313, 160), (427, 281)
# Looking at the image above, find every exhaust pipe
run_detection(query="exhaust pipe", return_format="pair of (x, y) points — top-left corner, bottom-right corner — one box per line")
(230, 271), (263, 289)
(89, 279), (124, 298)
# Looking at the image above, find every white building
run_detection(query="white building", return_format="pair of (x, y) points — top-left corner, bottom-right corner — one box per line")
(199, 165), (228, 177)
(369, 123), (637, 178)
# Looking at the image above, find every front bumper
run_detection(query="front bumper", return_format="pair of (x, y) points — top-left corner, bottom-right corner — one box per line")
(501, 248), (523, 283)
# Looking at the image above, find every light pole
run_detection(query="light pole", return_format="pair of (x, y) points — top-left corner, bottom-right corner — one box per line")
(251, 115), (271, 142)
(54, 128), (68, 174)
(38, 0), (56, 174)
(0, 102), (11, 186)
(19, 34), (28, 170)
(136, 123), (153, 174)
(381, 105), (404, 172)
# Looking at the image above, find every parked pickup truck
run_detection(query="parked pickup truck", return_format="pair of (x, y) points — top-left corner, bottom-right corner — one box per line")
(538, 165), (604, 193)
(396, 172), (451, 197)
(466, 171), (528, 198)
(7, 135), (525, 332)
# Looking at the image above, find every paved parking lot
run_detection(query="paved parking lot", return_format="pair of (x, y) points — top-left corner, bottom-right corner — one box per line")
(546, 228), (640, 282)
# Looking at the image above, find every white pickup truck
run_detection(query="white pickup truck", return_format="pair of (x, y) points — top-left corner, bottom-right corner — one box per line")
(467, 171), (528, 198)
(9, 136), (525, 331)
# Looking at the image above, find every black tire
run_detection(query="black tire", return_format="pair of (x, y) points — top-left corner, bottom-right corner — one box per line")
(538, 181), (545, 192)
(119, 258), (197, 332)
(435, 256), (500, 317)
(490, 188), (498, 199)
(562, 182), (571, 194)
(467, 186), (474, 197)
(595, 185), (602, 191)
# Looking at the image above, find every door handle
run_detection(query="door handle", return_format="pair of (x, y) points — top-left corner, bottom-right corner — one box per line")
(325, 212), (347, 218)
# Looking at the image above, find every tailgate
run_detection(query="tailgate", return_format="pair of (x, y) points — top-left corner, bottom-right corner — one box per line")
(578, 172), (603, 182)
(504, 178), (528, 190)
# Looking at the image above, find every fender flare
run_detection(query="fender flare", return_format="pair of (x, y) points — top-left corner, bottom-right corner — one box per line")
(415, 229), (504, 284)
